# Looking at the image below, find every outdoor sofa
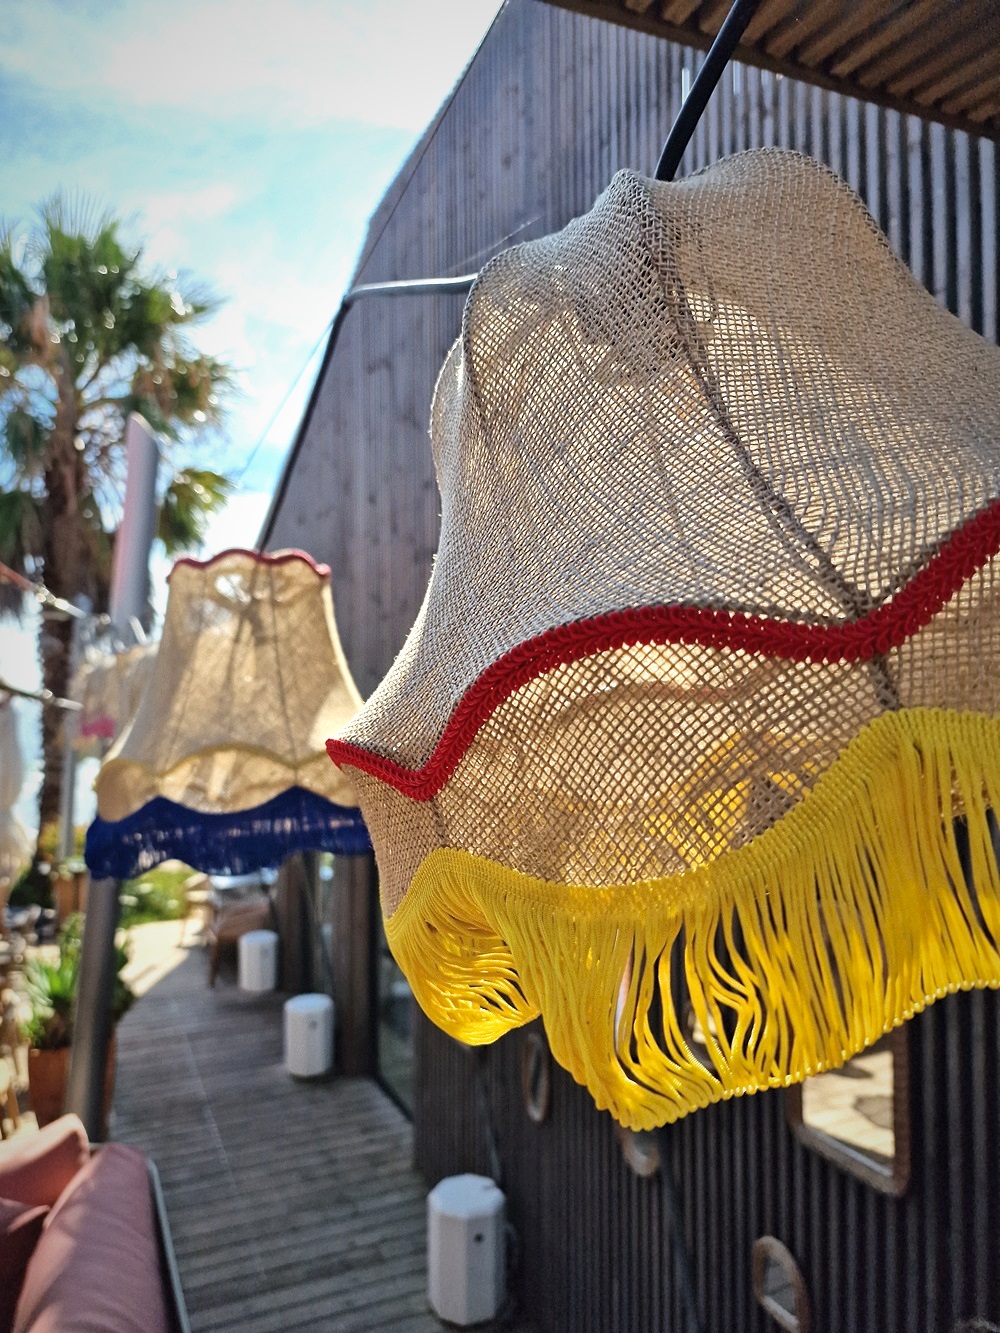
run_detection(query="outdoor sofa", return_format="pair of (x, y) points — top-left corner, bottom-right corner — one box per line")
(0, 1114), (189, 1332)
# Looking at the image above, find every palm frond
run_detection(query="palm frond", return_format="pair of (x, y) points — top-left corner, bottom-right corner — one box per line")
(0, 487), (43, 617)
(2, 406), (50, 470)
(157, 468), (234, 554)
(0, 487), (43, 568)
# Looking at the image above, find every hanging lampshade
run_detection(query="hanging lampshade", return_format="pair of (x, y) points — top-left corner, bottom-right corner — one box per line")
(72, 642), (157, 749)
(87, 548), (370, 879)
(328, 149), (1000, 1131)
(0, 697), (31, 890)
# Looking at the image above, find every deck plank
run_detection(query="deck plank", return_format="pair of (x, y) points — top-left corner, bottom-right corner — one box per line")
(110, 928), (530, 1332)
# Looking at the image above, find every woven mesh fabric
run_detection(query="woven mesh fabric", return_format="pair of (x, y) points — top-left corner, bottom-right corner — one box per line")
(329, 149), (1000, 1128)
(96, 548), (364, 821)
(72, 644), (157, 744)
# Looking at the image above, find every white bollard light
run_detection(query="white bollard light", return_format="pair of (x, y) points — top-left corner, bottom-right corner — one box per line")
(283, 993), (334, 1077)
(238, 929), (279, 992)
(427, 1174), (506, 1326)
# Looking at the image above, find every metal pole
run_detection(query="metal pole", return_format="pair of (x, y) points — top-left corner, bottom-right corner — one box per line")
(654, 0), (763, 182)
(346, 275), (478, 303)
(70, 412), (160, 1141)
(109, 413), (160, 633)
(56, 594), (90, 862)
(65, 877), (120, 1140)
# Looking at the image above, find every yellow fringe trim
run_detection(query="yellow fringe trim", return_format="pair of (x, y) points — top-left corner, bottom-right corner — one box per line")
(385, 708), (1000, 1130)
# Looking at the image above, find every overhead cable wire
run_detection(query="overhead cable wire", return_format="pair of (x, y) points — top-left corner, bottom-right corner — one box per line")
(233, 317), (337, 485)
(0, 560), (89, 621)
(256, 1), (516, 550)
(0, 677), (82, 711)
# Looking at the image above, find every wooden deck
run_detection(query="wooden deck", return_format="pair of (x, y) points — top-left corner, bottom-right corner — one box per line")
(110, 924), (495, 1333)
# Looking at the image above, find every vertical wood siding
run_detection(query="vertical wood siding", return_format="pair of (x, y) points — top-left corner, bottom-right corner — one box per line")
(416, 992), (1000, 1333)
(265, 3), (1000, 1328)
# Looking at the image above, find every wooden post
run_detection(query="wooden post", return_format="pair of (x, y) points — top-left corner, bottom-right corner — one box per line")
(272, 855), (312, 994)
(331, 853), (377, 1076)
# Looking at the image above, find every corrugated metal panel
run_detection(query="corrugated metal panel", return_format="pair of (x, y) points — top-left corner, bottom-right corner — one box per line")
(416, 992), (1000, 1332)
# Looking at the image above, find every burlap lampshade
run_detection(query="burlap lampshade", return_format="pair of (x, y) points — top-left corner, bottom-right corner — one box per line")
(87, 548), (370, 879)
(328, 149), (1000, 1131)
(0, 697), (31, 889)
(72, 643), (157, 749)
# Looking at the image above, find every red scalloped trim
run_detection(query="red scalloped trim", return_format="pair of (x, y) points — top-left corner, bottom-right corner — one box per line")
(327, 498), (1000, 801)
(169, 548), (330, 580)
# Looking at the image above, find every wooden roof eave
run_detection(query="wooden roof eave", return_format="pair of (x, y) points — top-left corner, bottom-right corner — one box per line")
(542, 0), (1000, 142)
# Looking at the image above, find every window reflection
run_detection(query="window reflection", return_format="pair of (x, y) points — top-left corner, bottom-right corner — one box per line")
(801, 1041), (894, 1162)
(376, 911), (414, 1113)
(787, 1029), (910, 1195)
(752, 1236), (811, 1332)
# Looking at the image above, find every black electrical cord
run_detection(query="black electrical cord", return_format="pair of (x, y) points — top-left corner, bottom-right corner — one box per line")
(654, 0), (763, 182)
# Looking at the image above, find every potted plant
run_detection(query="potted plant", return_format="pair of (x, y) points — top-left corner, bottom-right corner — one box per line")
(51, 858), (90, 924)
(20, 915), (136, 1128)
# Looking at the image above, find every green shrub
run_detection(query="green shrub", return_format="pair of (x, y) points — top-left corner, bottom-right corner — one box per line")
(119, 865), (191, 927)
(19, 914), (135, 1049)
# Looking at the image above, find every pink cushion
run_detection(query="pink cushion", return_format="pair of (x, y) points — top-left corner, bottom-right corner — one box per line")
(0, 1118), (89, 1208)
(13, 1144), (169, 1333)
(0, 1198), (48, 1333)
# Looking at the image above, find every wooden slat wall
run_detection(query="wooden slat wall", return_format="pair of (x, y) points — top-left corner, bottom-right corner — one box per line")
(416, 993), (1000, 1333)
(264, 4), (1000, 1327)
(547, 0), (1000, 143)
(265, 0), (999, 699)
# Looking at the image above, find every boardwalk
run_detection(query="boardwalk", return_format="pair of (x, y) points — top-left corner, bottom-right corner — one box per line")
(111, 924), (482, 1333)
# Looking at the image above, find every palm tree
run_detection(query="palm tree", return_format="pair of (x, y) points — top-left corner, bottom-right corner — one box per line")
(0, 197), (234, 852)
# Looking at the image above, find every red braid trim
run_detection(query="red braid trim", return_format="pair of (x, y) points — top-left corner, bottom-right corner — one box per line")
(327, 498), (1000, 801)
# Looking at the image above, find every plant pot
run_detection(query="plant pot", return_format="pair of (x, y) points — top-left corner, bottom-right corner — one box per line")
(27, 1035), (117, 1133)
(27, 1046), (70, 1127)
(52, 875), (79, 924)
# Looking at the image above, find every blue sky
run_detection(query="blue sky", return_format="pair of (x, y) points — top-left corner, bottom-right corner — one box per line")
(2, 0), (500, 515)
(1, 0), (501, 838)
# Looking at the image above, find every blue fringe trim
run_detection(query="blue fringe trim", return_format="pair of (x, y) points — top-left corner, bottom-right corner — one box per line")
(85, 786), (372, 880)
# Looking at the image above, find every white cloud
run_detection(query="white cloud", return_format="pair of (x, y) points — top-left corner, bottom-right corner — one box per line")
(205, 490), (273, 552)
(140, 183), (246, 233)
(3, 0), (502, 132)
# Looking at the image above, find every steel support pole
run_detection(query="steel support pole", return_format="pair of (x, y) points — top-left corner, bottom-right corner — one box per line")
(65, 877), (121, 1140)
(69, 413), (159, 1141)
(56, 595), (90, 862)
